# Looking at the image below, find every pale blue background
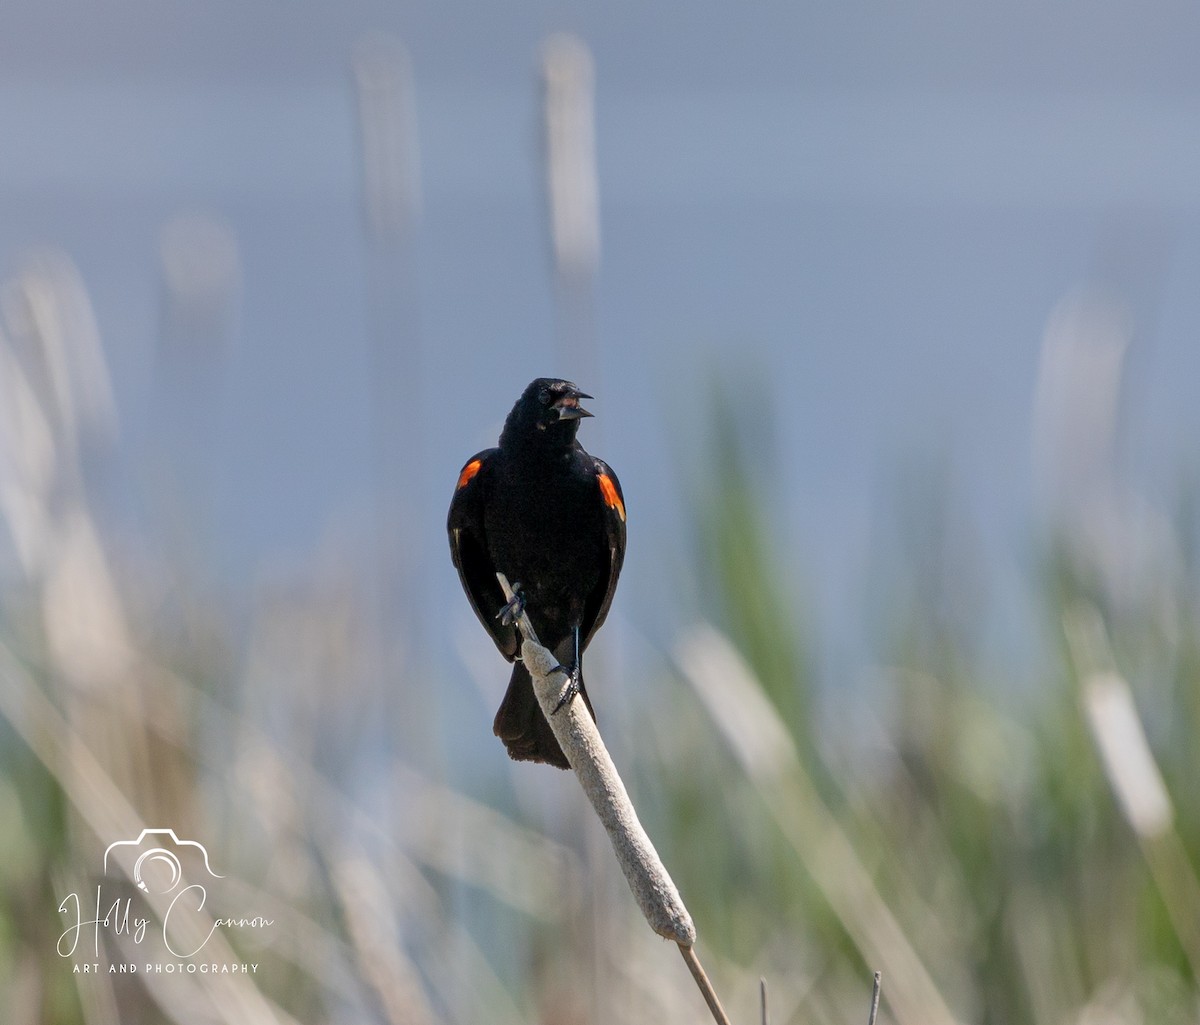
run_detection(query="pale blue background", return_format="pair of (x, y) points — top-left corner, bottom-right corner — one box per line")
(5, 1), (1199, 686)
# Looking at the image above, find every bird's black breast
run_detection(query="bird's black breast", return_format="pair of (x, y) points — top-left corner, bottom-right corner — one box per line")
(483, 447), (606, 642)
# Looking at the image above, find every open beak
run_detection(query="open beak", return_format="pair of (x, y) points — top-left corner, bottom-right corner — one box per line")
(555, 390), (594, 421)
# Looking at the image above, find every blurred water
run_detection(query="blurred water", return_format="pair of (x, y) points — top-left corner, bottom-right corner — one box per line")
(2, 4), (1199, 690)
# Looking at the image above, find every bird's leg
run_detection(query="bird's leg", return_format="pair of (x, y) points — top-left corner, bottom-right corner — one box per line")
(496, 582), (525, 626)
(551, 627), (583, 714)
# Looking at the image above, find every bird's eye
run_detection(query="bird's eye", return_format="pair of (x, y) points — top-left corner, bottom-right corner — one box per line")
(539, 388), (551, 404)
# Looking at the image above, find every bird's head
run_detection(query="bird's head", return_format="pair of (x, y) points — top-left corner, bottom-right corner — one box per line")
(503, 378), (594, 445)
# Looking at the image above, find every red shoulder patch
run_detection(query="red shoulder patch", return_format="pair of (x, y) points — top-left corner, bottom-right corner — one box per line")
(456, 458), (483, 490)
(598, 472), (626, 522)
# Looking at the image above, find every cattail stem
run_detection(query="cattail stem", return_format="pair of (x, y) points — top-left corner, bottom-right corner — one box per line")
(867, 971), (882, 1025)
(496, 572), (734, 1025)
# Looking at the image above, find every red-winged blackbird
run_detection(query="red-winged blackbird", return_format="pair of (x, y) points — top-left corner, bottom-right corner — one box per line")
(448, 378), (626, 768)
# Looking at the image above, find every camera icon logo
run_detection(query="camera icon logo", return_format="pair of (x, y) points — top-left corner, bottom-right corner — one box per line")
(103, 828), (224, 895)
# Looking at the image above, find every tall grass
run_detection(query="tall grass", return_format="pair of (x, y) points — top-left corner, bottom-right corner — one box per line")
(652, 320), (1200, 1024)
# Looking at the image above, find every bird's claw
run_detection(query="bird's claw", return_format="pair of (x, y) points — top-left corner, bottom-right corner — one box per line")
(496, 583), (525, 626)
(550, 663), (582, 715)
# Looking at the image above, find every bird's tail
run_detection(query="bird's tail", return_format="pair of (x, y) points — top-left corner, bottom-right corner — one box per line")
(493, 658), (595, 770)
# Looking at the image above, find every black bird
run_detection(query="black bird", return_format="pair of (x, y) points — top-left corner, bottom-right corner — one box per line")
(448, 378), (626, 768)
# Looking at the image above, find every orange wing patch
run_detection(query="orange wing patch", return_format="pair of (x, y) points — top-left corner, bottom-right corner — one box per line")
(456, 458), (483, 490)
(598, 473), (626, 522)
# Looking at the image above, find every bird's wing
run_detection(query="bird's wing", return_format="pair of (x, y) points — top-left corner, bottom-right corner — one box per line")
(581, 456), (627, 649)
(447, 449), (519, 661)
